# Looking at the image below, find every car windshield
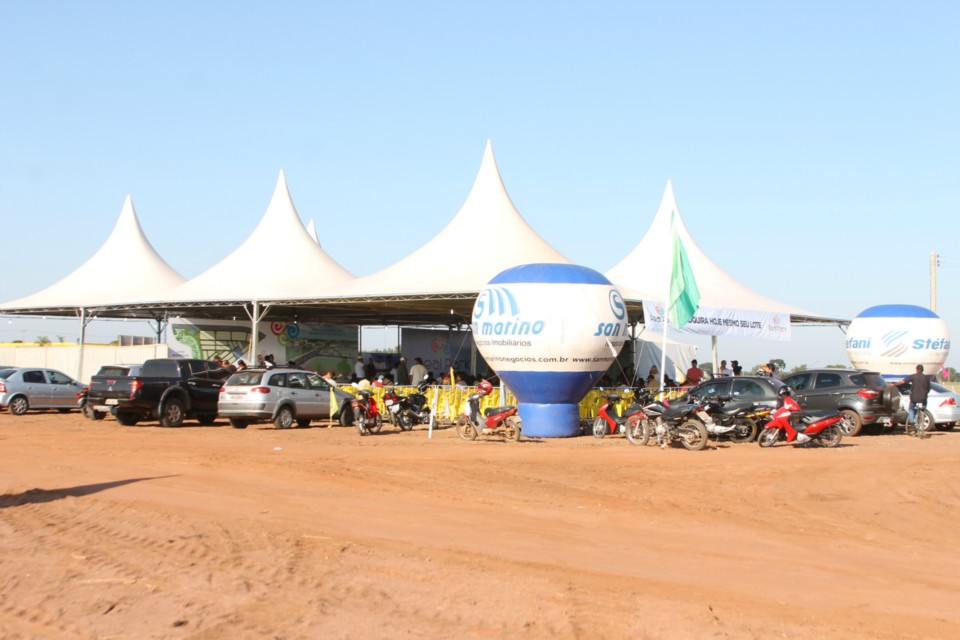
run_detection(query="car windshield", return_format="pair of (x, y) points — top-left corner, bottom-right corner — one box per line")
(226, 371), (265, 386)
(0, 369), (16, 379)
(931, 382), (951, 393)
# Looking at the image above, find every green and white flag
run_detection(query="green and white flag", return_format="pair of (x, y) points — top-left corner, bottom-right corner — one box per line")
(667, 210), (700, 329)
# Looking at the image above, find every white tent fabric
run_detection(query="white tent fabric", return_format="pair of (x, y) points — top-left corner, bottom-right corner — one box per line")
(156, 170), (354, 303)
(313, 140), (572, 299)
(0, 195), (185, 310)
(632, 331), (697, 384)
(606, 180), (823, 318)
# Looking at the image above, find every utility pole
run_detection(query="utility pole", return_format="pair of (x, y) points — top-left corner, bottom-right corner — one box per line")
(930, 252), (939, 311)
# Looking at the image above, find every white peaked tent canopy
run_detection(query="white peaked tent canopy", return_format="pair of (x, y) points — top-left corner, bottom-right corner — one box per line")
(157, 170), (354, 304)
(606, 180), (836, 324)
(305, 219), (321, 245)
(0, 195), (186, 312)
(315, 140), (573, 301)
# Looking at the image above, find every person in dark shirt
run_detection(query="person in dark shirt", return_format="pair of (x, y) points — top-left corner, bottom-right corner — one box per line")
(895, 364), (932, 427)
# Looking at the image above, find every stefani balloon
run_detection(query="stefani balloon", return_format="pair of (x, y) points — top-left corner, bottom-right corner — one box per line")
(845, 304), (950, 376)
(472, 263), (628, 437)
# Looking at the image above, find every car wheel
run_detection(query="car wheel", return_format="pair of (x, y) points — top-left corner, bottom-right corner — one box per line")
(229, 418), (249, 429)
(940, 422), (955, 432)
(196, 414), (217, 426)
(296, 418), (311, 428)
(159, 398), (186, 427)
(9, 395), (29, 415)
(115, 412), (140, 426)
(274, 406), (294, 429)
(339, 409), (353, 426)
(838, 409), (862, 437)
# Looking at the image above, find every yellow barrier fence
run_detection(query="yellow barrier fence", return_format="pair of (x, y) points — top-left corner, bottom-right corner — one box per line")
(339, 384), (691, 425)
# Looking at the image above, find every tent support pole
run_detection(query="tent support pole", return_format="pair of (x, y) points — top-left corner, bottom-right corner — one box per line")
(77, 307), (88, 381)
(245, 301), (272, 362)
(711, 336), (719, 377)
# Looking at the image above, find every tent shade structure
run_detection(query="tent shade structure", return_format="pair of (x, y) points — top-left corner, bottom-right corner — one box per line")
(0, 195), (185, 313)
(1, 145), (845, 335)
(155, 170), (354, 304)
(605, 181), (844, 325)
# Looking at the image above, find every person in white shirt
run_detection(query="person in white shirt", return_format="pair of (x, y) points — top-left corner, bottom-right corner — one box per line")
(718, 360), (732, 377)
(409, 357), (429, 385)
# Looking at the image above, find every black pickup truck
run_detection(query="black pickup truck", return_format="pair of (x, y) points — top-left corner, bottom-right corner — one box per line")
(86, 358), (227, 427)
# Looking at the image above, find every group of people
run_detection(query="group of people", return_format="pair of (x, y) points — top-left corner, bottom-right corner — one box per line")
(353, 355), (430, 386)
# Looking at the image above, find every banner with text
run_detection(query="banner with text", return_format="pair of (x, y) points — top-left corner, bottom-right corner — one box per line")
(642, 301), (791, 341)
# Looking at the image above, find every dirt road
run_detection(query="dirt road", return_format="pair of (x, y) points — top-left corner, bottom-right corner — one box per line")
(2, 412), (959, 639)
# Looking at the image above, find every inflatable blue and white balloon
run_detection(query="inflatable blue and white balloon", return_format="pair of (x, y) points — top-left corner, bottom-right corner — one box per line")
(472, 264), (628, 437)
(845, 304), (950, 376)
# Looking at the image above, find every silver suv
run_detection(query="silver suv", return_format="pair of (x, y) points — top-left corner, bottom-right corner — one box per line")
(218, 368), (354, 429)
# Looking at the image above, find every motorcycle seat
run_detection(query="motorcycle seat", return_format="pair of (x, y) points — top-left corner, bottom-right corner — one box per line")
(798, 410), (838, 423)
(484, 406), (514, 417)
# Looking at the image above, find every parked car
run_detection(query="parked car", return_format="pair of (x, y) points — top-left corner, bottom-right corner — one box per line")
(79, 364), (144, 420)
(891, 380), (959, 431)
(85, 358), (224, 427)
(218, 368), (355, 429)
(679, 375), (785, 410)
(0, 367), (86, 415)
(781, 369), (899, 436)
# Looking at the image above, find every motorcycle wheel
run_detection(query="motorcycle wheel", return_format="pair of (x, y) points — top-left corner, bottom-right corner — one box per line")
(81, 405), (106, 421)
(731, 418), (758, 443)
(817, 425), (843, 448)
(758, 428), (779, 448)
(368, 414), (383, 434)
(398, 411), (415, 431)
(455, 415), (478, 441)
(624, 416), (650, 446)
(677, 420), (709, 451)
(354, 408), (367, 435)
(503, 416), (522, 442)
(592, 417), (606, 438)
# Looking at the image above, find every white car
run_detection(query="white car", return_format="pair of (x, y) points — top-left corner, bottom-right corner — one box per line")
(0, 367), (86, 415)
(893, 381), (960, 430)
(218, 368), (355, 429)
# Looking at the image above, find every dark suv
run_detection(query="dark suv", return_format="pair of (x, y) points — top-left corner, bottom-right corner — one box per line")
(781, 369), (899, 436)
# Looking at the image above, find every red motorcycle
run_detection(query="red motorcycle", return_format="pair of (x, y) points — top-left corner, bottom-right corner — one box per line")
(758, 387), (843, 448)
(456, 380), (521, 442)
(592, 389), (649, 445)
(352, 389), (382, 436)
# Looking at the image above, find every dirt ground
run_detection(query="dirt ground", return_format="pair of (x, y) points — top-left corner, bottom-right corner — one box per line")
(2, 411), (959, 640)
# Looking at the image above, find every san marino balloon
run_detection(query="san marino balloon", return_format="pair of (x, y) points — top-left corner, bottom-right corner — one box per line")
(472, 264), (628, 437)
(845, 304), (950, 376)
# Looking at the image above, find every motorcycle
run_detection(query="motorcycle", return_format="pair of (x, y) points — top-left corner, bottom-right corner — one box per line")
(383, 379), (432, 430)
(76, 386), (103, 420)
(695, 396), (767, 443)
(592, 389), (649, 446)
(757, 389), (843, 447)
(638, 395), (711, 451)
(456, 380), (521, 442)
(352, 389), (383, 436)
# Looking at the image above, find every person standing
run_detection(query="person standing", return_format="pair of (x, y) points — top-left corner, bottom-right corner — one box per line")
(895, 364), (932, 429)
(394, 357), (410, 385)
(731, 360), (742, 376)
(685, 359), (704, 386)
(409, 357), (428, 386)
(354, 355), (365, 381)
(718, 360), (732, 377)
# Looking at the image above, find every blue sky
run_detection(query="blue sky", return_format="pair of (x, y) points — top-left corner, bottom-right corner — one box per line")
(1, 1), (957, 370)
